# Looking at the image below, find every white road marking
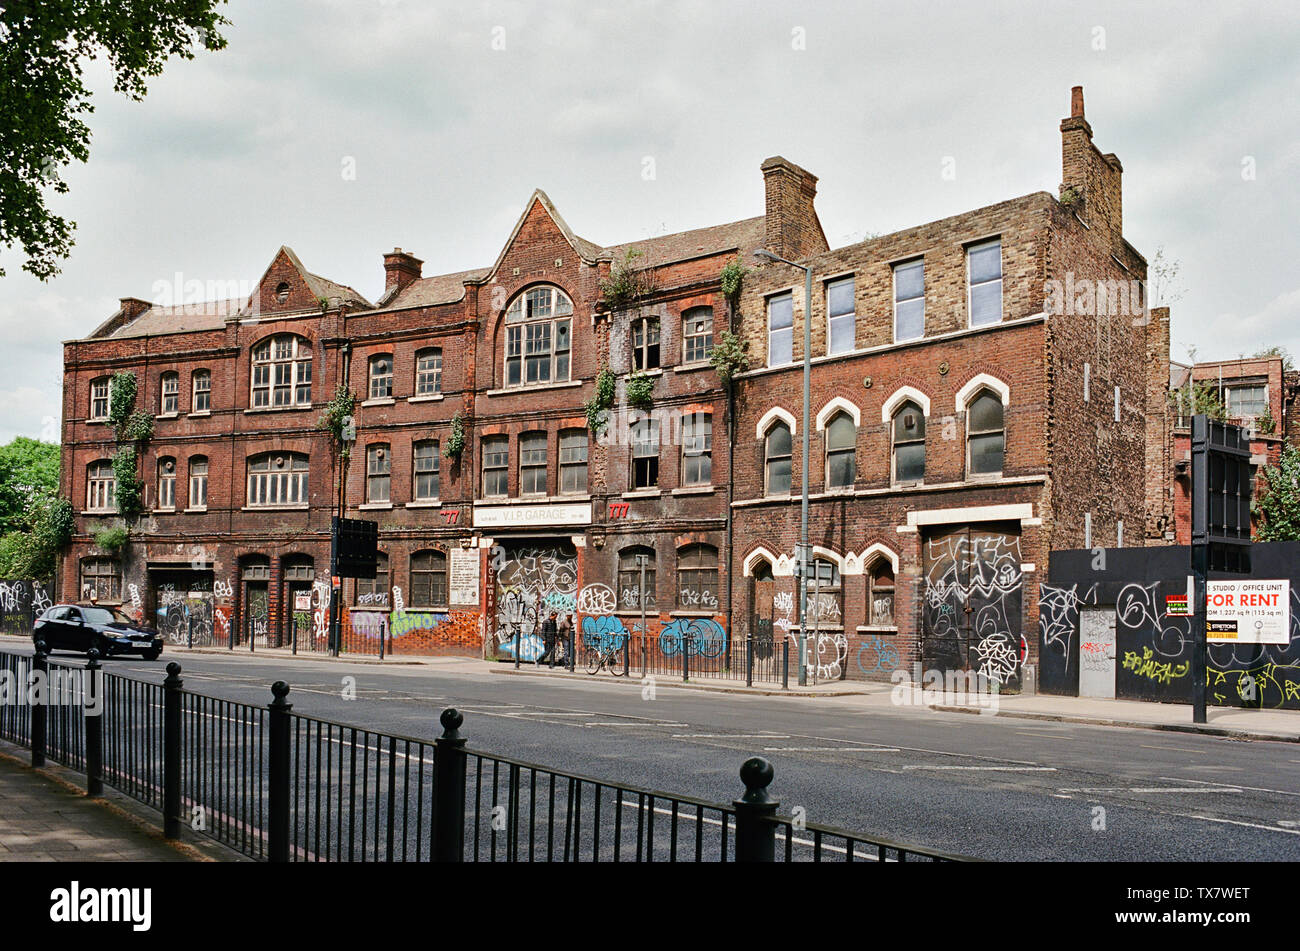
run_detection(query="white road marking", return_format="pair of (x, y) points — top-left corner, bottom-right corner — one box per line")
(904, 765), (1057, 772)
(1177, 814), (1300, 836)
(1057, 786), (1241, 794)
(1139, 744), (1207, 754)
(671, 733), (791, 739)
(762, 747), (901, 753)
(1158, 776), (1300, 798)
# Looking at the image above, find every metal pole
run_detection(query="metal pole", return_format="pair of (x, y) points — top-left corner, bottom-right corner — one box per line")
(31, 641), (47, 768)
(639, 555), (648, 678)
(799, 264), (812, 687)
(734, 758), (778, 862)
(811, 567), (820, 686)
(432, 708), (467, 862)
(162, 662), (183, 839)
(1190, 414), (1208, 724)
(268, 681), (292, 862)
(85, 648), (103, 796)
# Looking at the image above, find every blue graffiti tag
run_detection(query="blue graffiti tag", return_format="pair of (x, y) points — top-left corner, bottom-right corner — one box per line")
(498, 633), (547, 662)
(856, 636), (900, 676)
(581, 615), (628, 652)
(659, 618), (727, 659)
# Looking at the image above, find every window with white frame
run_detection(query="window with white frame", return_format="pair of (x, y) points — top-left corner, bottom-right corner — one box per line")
(89, 378), (110, 421)
(251, 335), (312, 408)
(764, 421), (792, 496)
(192, 370), (211, 413)
(892, 401), (926, 483)
(967, 239), (1003, 327)
(160, 373), (179, 415)
(189, 457), (208, 509)
(631, 418), (659, 490)
(87, 460), (115, 512)
(366, 444), (390, 503)
(519, 431), (548, 496)
(482, 436), (508, 498)
(868, 559), (895, 626)
(826, 277), (855, 355)
(681, 413), (712, 486)
(368, 354), (393, 400)
(966, 389), (1005, 476)
(1224, 382), (1267, 419)
(631, 317), (660, 371)
(504, 285), (573, 387)
(767, 293), (793, 366)
(682, 307), (714, 364)
(559, 429), (588, 495)
(247, 453), (309, 507)
(824, 412), (855, 489)
(413, 440), (439, 500)
(415, 349), (442, 397)
(156, 457), (176, 510)
(893, 259), (924, 342)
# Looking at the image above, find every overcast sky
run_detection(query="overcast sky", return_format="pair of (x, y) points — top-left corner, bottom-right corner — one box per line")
(2, 0), (1297, 443)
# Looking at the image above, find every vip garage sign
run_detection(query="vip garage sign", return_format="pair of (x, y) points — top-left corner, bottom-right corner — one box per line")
(1206, 580), (1290, 644)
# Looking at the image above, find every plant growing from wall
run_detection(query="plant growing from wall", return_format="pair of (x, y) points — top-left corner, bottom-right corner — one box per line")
(103, 371), (149, 521)
(111, 445), (143, 520)
(1168, 382), (1226, 422)
(318, 384), (356, 460)
(710, 329), (750, 388)
(93, 526), (129, 553)
(584, 367), (617, 436)
(1256, 406), (1277, 435)
(599, 248), (655, 309)
(1253, 443), (1300, 542)
(1059, 185), (1082, 207)
(625, 370), (655, 410)
(720, 256), (747, 309)
(443, 410), (467, 460)
(108, 371), (136, 431)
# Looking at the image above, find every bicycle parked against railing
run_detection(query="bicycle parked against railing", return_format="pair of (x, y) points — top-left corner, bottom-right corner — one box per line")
(585, 635), (627, 676)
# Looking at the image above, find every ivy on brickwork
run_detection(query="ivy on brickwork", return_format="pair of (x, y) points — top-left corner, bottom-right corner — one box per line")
(625, 371), (656, 410)
(584, 367), (616, 436)
(720, 256), (747, 308)
(1253, 444), (1300, 542)
(104, 371), (149, 521)
(111, 445), (143, 521)
(443, 410), (466, 460)
(710, 329), (749, 389)
(107, 371), (136, 431)
(93, 526), (129, 553)
(318, 384), (356, 460)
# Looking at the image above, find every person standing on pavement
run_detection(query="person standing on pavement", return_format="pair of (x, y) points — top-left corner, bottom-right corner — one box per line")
(537, 611), (559, 665)
(556, 613), (574, 668)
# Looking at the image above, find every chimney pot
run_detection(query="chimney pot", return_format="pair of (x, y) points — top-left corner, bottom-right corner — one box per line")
(383, 248), (423, 296)
(1071, 85), (1085, 118)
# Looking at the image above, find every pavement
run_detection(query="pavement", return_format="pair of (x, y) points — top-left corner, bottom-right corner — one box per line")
(159, 640), (1300, 743)
(0, 743), (234, 862)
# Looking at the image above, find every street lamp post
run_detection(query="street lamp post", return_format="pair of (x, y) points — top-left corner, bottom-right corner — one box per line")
(754, 248), (813, 686)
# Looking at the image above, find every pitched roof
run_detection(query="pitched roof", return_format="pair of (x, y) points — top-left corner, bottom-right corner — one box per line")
(107, 298), (245, 339)
(383, 267), (493, 309)
(603, 216), (765, 267)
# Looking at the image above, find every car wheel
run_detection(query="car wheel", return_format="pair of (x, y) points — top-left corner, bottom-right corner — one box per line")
(141, 646), (161, 661)
(92, 635), (113, 658)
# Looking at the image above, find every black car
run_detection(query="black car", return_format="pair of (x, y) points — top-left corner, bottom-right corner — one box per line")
(33, 603), (164, 660)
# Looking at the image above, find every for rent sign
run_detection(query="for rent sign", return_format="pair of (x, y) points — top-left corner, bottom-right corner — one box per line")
(1206, 580), (1290, 644)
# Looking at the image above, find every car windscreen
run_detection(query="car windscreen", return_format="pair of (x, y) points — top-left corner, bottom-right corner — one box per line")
(81, 606), (133, 625)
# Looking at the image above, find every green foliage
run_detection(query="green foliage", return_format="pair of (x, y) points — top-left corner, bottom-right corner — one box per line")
(1256, 406), (1277, 435)
(584, 368), (617, 435)
(111, 446), (143, 520)
(0, 437), (60, 534)
(720, 256), (748, 306)
(599, 248), (654, 309)
(318, 384), (356, 446)
(443, 410), (467, 459)
(0, 1), (230, 279)
(119, 409), (154, 443)
(1253, 444), (1300, 542)
(108, 371), (137, 428)
(1252, 345), (1295, 372)
(1168, 382), (1226, 422)
(625, 371), (656, 409)
(1059, 185), (1082, 207)
(38, 497), (74, 551)
(93, 526), (129, 553)
(709, 329), (750, 388)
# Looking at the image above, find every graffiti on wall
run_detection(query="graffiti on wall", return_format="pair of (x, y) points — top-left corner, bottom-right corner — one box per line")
(658, 617), (727, 658)
(156, 594), (216, 646)
(1036, 582), (1098, 693)
(0, 579), (51, 635)
(856, 636), (900, 676)
(922, 530), (1024, 687)
(492, 546), (578, 659)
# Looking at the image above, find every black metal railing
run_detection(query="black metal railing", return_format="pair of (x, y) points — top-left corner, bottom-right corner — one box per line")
(0, 645), (967, 862)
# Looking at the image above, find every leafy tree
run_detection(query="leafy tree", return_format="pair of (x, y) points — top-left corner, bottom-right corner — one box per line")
(0, 437), (60, 533)
(1252, 345), (1295, 372)
(1253, 443), (1300, 542)
(0, 1), (230, 279)
(1168, 381), (1226, 422)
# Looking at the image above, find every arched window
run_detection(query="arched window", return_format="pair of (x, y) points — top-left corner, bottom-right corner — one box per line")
(681, 413), (712, 486)
(677, 544), (719, 610)
(967, 389), (1005, 476)
(867, 558), (895, 626)
(192, 369), (211, 413)
(80, 558), (121, 602)
(764, 421), (792, 496)
(413, 441), (439, 501)
(682, 307), (714, 363)
(824, 412), (855, 489)
(160, 372), (179, 415)
(808, 558), (842, 625)
(504, 285), (573, 387)
(87, 460), (115, 512)
(368, 354), (393, 400)
(89, 377), (110, 422)
(891, 400), (926, 483)
(188, 456), (208, 510)
(355, 552), (390, 606)
(156, 457), (176, 510)
(631, 317), (660, 371)
(415, 348), (443, 396)
(366, 444), (390, 503)
(251, 335), (312, 408)
(559, 429), (588, 495)
(410, 550), (448, 607)
(247, 452), (309, 507)
(617, 546), (656, 611)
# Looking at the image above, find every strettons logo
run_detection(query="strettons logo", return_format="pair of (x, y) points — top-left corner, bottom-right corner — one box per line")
(49, 882), (151, 932)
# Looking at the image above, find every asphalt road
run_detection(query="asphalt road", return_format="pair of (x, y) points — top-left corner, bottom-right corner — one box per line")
(18, 644), (1300, 861)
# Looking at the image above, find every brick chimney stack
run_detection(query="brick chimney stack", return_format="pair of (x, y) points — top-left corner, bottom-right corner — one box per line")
(1060, 85), (1124, 241)
(760, 156), (828, 261)
(383, 248), (423, 296)
(119, 297), (151, 322)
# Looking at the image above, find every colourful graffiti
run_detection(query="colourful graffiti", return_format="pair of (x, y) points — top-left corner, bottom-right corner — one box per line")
(1121, 647), (1189, 685)
(659, 617), (726, 658)
(1208, 662), (1300, 709)
(581, 615), (629, 652)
